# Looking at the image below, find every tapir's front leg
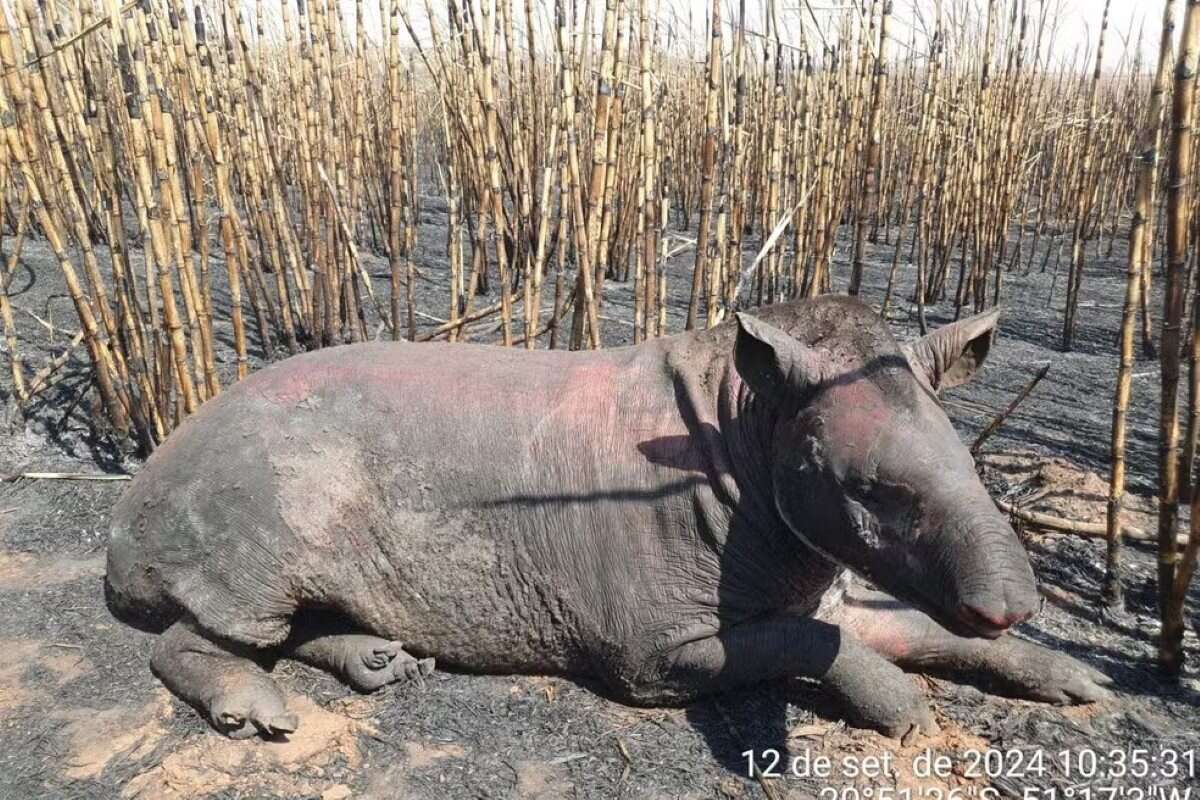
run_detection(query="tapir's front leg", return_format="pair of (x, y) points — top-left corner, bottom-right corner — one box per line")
(625, 615), (940, 739)
(826, 586), (1113, 705)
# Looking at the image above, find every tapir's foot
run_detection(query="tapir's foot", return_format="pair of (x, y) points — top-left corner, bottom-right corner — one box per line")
(285, 616), (434, 692)
(152, 618), (297, 739)
(956, 637), (1113, 705)
(823, 638), (941, 740)
(325, 635), (434, 693)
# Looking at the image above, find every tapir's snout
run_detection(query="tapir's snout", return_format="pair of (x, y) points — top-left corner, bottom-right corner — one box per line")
(957, 589), (1040, 638)
(918, 504), (1042, 640)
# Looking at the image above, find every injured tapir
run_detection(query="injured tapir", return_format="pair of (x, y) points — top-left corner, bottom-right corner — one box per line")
(105, 295), (1111, 740)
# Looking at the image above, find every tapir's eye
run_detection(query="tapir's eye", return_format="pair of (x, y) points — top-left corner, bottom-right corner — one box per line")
(861, 481), (916, 519)
(864, 480), (899, 502)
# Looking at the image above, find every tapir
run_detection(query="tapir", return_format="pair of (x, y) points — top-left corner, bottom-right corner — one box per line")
(105, 296), (1110, 740)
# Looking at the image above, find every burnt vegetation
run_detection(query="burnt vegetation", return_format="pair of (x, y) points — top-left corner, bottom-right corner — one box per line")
(3, 0), (1200, 720)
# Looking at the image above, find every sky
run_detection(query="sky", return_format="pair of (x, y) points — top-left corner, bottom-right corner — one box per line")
(1008, 0), (1161, 63)
(1052, 0), (1160, 55)
(319, 0), (1162, 67)
(693, 0), (1158, 64)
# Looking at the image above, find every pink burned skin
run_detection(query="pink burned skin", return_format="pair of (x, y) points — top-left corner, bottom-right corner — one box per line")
(819, 381), (894, 446)
(105, 296), (1110, 743)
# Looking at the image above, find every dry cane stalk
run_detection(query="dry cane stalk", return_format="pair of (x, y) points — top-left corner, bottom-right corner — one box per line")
(388, 0), (409, 341)
(0, 13), (129, 434)
(474, 0), (514, 347)
(970, 362), (1052, 455)
(1, 179), (29, 404)
(1061, 0), (1111, 350)
(0, 0), (1178, 490)
(1162, 0), (1200, 675)
(685, 0), (721, 329)
(525, 102), (561, 349)
(118, 11), (199, 415)
(568, 0), (620, 349)
(848, 0), (890, 297)
(1107, 0), (1178, 610)
(558, 0), (601, 350)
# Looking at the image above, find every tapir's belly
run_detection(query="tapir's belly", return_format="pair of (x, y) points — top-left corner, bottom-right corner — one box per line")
(327, 507), (592, 674)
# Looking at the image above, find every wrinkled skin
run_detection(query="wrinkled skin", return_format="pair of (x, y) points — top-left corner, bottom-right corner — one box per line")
(106, 296), (1110, 741)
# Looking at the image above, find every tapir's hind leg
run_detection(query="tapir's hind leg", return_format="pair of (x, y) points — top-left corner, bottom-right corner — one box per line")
(282, 611), (434, 693)
(826, 585), (1113, 705)
(152, 617), (298, 739)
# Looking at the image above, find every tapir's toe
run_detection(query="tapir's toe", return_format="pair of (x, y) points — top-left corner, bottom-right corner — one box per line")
(362, 642), (404, 671)
(394, 656), (435, 682)
(1041, 661), (1114, 705)
(885, 705), (941, 744)
(218, 718), (259, 740)
(265, 712), (300, 735)
(209, 675), (297, 739)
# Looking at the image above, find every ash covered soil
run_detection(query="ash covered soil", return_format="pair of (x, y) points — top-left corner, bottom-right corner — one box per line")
(2, 202), (1199, 800)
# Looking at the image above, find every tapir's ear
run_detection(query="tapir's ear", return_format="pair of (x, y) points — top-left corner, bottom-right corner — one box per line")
(733, 312), (823, 398)
(903, 308), (1000, 393)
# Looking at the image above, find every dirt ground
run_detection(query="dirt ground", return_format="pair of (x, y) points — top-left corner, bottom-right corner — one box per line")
(2, 206), (1200, 799)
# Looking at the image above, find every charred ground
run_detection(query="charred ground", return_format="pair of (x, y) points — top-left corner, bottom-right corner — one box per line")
(1, 209), (1198, 799)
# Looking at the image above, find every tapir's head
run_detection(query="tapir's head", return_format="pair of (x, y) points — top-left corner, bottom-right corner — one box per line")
(733, 301), (1038, 639)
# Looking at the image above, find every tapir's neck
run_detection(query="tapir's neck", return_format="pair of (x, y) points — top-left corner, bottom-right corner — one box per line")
(666, 329), (789, 542)
(663, 327), (839, 615)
